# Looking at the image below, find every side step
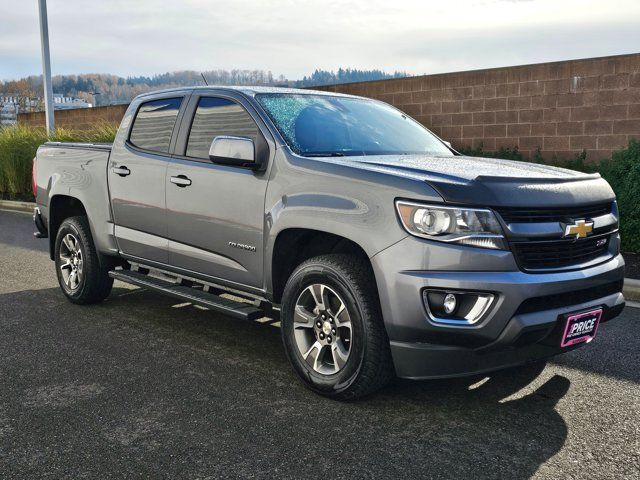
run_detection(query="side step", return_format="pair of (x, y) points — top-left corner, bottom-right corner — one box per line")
(109, 270), (265, 321)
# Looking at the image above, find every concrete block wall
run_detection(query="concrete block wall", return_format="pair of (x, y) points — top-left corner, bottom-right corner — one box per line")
(15, 54), (640, 161)
(314, 53), (640, 161)
(17, 104), (128, 131)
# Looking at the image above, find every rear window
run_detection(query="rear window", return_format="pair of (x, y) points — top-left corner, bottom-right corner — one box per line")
(129, 97), (183, 153)
(186, 97), (259, 159)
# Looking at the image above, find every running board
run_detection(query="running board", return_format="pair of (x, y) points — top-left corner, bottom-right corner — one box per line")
(109, 269), (265, 321)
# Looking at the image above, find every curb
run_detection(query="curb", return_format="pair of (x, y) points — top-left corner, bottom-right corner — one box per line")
(623, 278), (640, 303)
(0, 200), (35, 214)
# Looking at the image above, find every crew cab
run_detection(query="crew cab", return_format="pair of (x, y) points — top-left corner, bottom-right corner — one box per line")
(33, 86), (625, 399)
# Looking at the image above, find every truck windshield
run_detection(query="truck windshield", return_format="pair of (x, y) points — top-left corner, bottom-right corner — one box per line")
(256, 93), (454, 157)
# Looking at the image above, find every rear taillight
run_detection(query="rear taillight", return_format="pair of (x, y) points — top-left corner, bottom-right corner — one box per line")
(32, 157), (37, 198)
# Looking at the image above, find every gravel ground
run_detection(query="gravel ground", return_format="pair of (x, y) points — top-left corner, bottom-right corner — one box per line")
(0, 210), (638, 479)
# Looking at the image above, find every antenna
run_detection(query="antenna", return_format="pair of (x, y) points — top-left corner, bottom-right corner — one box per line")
(200, 72), (209, 86)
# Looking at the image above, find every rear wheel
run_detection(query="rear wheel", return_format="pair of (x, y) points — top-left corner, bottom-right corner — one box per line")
(281, 254), (394, 400)
(54, 216), (113, 304)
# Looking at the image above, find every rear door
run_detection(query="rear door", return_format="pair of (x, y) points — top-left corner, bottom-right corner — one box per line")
(165, 91), (272, 289)
(109, 93), (188, 263)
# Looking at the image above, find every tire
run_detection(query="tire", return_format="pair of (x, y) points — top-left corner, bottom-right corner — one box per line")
(54, 216), (113, 305)
(281, 254), (394, 400)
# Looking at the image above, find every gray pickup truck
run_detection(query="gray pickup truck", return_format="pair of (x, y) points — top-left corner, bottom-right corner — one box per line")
(33, 86), (625, 399)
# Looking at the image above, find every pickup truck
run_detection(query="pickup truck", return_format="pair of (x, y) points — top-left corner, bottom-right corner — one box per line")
(33, 86), (625, 400)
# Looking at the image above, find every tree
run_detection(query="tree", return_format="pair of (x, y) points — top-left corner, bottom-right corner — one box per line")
(0, 68), (409, 109)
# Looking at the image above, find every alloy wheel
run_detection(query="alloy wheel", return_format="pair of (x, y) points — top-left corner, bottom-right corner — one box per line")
(292, 283), (352, 375)
(59, 233), (83, 291)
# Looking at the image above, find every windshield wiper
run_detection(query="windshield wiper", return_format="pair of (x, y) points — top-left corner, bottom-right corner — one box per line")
(300, 152), (345, 157)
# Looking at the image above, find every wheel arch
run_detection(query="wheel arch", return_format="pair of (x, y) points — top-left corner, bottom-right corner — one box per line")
(48, 195), (88, 260)
(270, 228), (376, 304)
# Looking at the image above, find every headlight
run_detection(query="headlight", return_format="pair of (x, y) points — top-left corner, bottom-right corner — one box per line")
(395, 201), (506, 250)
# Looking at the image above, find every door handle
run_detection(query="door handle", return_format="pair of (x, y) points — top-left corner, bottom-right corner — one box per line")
(170, 175), (192, 187)
(112, 166), (131, 177)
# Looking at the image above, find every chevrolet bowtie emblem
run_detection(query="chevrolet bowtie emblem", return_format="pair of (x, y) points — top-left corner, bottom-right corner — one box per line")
(563, 219), (593, 239)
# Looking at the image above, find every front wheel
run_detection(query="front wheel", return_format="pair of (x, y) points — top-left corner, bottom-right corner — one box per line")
(281, 254), (394, 400)
(54, 216), (113, 304)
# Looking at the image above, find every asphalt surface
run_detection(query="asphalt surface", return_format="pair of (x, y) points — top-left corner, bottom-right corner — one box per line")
(0, 210), (638, 479)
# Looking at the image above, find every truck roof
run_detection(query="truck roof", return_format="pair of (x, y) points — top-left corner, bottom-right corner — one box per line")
(135, 85), (360, 100)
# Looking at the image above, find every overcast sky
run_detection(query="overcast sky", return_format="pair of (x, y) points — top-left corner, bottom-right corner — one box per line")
(1, 0), (639, 81)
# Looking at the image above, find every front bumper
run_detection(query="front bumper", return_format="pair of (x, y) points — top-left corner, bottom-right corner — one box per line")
(390, 300), (624, 379)
(371, 236), (626, 379)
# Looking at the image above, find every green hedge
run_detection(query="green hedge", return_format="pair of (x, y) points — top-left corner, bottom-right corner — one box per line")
(0, 124), (117, 200)
(459, 140), (640, 253)
(597, 140), (640, 253)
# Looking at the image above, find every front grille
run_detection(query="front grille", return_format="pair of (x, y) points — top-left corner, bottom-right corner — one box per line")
(495, 202), (616, 271)
(511, 234), (611, 270)
(496, 202), (612, 223)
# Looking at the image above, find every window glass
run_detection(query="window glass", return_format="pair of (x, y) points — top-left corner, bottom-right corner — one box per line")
(129, 97), (182, 153)
(186, 97), (259, 159)
(256, 93), (453, 157)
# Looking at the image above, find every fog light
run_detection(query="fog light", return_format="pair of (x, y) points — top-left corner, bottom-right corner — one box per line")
(443, 293), (457, 314)
(423, 289), (495, 325)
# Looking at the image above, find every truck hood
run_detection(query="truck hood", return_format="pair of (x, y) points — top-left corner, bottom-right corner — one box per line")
(334, 154), (615, 207)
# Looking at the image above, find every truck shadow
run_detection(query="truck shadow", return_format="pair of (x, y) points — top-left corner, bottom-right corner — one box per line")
(359, 362), (571, 478)
(0, 286), (629, 478)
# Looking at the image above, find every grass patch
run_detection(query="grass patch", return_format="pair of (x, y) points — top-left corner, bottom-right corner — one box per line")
(0, 123), (118, 199)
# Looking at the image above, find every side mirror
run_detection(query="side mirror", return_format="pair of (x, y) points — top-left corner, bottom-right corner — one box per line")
(443, 140), (452, 149)
(209, 136), (256, 168)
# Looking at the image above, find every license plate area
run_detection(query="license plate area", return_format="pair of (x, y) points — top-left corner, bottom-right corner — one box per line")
(560, 308), (602, 348)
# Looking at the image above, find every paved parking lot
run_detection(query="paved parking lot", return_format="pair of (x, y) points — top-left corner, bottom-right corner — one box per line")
(0, 209), (638, 479)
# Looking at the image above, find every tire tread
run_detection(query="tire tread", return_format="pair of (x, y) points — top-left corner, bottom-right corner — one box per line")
(55, 216), (113, 304)
(284, 253), (394, 400)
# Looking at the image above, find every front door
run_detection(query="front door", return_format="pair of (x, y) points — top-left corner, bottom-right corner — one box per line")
(109, 94), (187, 263)
(165, 93), (272, 289)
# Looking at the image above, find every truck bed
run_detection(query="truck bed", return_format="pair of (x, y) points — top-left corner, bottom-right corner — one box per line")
(43, 141), (112, 151)
(34, 141), (115, 256)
